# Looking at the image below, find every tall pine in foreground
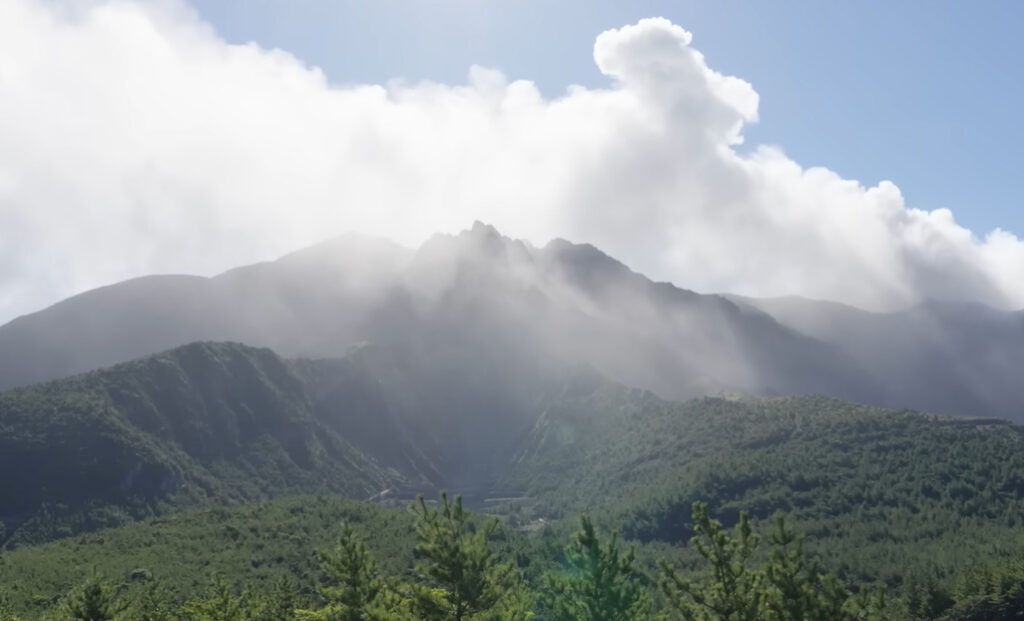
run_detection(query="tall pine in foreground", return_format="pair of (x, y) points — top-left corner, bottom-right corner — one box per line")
(659, 503), (762, 621)
(411, 493), (532, 621)
(542, 516), (653, 621)
(178, 576), (246, 621)
(659, 502), (888, 621)
(60, 577), (125, 621)
(298, 524), (408, 621)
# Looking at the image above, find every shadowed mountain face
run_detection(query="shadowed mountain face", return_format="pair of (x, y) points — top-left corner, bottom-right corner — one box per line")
(0, 223), (877, 408)
(0, 340), (597, 544)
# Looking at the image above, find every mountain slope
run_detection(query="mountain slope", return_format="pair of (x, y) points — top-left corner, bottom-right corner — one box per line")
(4, 223), (1021, 422)
(0, 233), (412, 390)
(5, 387), (1024, 614)
(732, 295), (1024, 418)
(0, 224), (879, 410)
(0, 337), (599, 545)
(497, 389), (1024, 589)
(0, 342), (409, 545)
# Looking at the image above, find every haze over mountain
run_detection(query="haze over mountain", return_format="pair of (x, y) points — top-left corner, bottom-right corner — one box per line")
(1, 223), (1021, 421)
(731, 295), (1024, 419)
(4, 4), (1024, 325)
(0, 223), (870, 403)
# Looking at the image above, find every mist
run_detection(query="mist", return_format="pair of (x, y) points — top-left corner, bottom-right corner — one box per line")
(2, 0), (1024, 326)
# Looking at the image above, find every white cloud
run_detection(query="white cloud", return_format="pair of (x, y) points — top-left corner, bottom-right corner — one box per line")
(0, 2), (1021, 323)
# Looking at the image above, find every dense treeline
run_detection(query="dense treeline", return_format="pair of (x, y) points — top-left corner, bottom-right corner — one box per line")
(3, 494), (1023, 620)
(503, 392), (1024, 595)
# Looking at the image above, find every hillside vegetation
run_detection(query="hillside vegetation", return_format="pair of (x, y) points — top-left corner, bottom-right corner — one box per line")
(2, 492), (1023, 620)
(0, 339), (594, 545)
(4, 342), (1024, 618)
(501, 390), (1024, 593)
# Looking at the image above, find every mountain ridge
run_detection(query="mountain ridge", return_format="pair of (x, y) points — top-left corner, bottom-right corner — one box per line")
(1, 224), (1020, 419)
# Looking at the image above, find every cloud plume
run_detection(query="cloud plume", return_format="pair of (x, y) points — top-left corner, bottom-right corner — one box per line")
(1, 0), (1022, 323)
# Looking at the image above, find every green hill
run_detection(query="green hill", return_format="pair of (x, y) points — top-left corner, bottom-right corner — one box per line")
(0, 339), (592, 545)
(0, 342), (406, 545)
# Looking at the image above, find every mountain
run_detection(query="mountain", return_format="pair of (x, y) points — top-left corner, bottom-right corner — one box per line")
(730, 295), (1024, 418)
(0, 232), (412, 390)
(2, 223), (1021, 419)
(0, 223), (878, 407)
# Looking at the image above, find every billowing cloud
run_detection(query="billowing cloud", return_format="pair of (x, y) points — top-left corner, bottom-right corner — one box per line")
(1, 1), (1022, 323)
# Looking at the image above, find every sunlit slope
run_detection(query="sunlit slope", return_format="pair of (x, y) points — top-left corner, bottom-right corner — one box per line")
(500, 389), (1024, 586)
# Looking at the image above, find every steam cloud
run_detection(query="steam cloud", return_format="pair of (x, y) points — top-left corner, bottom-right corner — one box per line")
(1, 0), (1022, 323)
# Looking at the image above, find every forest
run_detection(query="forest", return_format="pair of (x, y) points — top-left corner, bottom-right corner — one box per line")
(2, 492), (1024, 620)
(5, 343), (1024, 620)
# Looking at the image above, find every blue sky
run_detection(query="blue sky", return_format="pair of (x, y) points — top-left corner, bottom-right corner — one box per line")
(190, 0), (1024, 238)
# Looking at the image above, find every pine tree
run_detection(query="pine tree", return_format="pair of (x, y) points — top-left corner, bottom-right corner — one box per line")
(251, 576), (298, 621)
(179, 575), (246, 621)
(123, 581), (175, 621)
(0, 593), (24, 621)
(542, 515), (652, 621)
(658, 502), (764, 621)
(60, 577), (125, 621)
(763, 515), (827, 620)
(298, 524), (400, 621)
(411, 493), (532, 621)
(660, 503), (890, 621)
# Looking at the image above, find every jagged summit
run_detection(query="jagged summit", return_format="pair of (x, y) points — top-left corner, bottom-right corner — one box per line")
(1, 225), (1023, 420)
(540, 237), (633, 287)
(468, 219), (502, 238)
(420, 221), (533, 257)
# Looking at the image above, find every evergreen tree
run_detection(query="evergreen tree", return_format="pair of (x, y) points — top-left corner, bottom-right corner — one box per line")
(411, 493), (532, 621)
(542, 516), (652, 621)
(179, 575), (246, 621)
(250, 576), (299, 621)
(298, 524), (400, 621)
(0, 593), (24, 621)
(761, 515), (849, 621)
(123, 581), (175, 621)
(659, 503), (765, 621)
(659, 503), (889, 621)
(60, 577), (125, 621)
